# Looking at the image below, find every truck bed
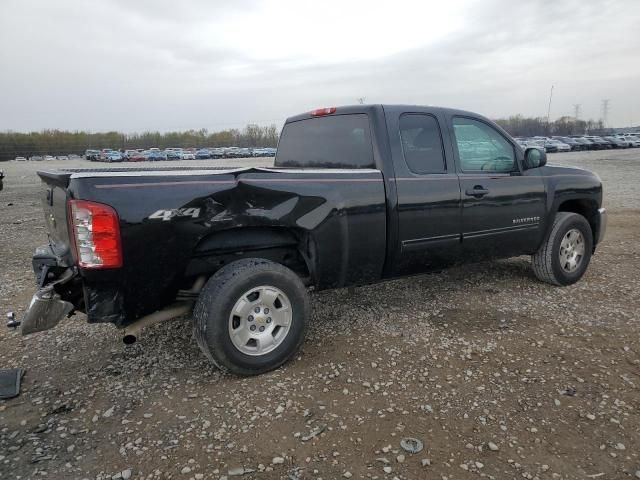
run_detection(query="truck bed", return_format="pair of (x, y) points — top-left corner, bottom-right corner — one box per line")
(38, 166), (388, 326)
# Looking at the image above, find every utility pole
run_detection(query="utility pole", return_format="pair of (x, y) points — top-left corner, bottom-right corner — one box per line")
(601, 99), (610, 128)
(546, 85), (554, 125)
(572, 104), (581, 120)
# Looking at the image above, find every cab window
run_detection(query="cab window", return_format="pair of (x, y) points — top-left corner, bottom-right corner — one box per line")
(452, 117), (515, 173)
(275, 114), (374, 169)
(399, 114), (446, 174)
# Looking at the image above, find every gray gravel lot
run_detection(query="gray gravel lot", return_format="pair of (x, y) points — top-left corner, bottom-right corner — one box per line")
(0, 150), (639, 480)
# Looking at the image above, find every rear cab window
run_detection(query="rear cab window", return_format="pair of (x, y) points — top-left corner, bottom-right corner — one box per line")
(275, 114), (374, 169)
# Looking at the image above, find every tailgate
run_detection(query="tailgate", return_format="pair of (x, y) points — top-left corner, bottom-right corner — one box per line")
(37, 170), (74, 264)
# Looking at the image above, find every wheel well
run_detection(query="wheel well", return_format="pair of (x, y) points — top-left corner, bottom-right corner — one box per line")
(185, 227), (314, 285)
(557, 199), (598, 238)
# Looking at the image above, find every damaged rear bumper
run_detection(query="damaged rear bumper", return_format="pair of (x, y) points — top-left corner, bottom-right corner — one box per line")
(21, 246), (77, 336)
(21, 285), (74, 335)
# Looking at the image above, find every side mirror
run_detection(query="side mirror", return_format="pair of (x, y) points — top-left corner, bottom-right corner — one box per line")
(524, 147), (547, 169)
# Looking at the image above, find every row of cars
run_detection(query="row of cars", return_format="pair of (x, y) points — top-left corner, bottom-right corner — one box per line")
(515, 133), (640, 153)
(85, 146), (277, 162)
(15, 154), (83, 161)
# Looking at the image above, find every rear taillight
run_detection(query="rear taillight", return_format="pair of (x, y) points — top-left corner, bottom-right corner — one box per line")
(310, 107), (337, 117)
(69, 200), (122, 269)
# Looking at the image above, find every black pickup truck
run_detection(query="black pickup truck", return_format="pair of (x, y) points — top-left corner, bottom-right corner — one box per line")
(21, 105), (606, 375)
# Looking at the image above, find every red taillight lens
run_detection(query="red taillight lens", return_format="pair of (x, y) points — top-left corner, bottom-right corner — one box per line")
(310, 107), (337, 117)
(69, 200), (122, 269)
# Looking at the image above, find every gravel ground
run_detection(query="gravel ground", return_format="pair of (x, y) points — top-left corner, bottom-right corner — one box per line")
(0, 150), (639, 480)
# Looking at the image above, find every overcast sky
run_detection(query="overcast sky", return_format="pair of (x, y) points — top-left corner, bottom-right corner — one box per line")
(1, 0), (639, 132)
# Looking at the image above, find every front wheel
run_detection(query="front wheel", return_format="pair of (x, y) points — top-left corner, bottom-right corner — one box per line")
(193, 259), (310, 376)
(532, 212), (593, 286)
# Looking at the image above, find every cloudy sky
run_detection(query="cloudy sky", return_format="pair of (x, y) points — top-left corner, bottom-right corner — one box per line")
(1, 0), (639, 132)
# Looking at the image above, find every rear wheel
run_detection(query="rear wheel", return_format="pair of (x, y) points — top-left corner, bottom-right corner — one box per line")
(193, 258), (310, 376)
(532, 212), (593, 286)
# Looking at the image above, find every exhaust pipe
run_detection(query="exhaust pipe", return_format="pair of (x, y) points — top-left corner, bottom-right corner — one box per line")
(122, 276), (206, 344)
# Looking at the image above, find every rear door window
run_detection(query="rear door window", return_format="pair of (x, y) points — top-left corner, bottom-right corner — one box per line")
(275, 114), (374, 169)
(399, 114), (446, 174)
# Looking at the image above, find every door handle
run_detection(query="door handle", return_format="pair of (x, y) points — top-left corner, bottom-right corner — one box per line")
(465, 186), (490, 197)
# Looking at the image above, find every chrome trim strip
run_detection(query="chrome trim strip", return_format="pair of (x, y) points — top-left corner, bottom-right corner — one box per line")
(94, 177), (383, 189)
(72, 167), (381, 179)
(463, 223), (540, 239)
(401, 233), (460, 251)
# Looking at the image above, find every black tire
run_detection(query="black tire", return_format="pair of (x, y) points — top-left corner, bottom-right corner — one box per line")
(193, 258), (310, 376)
(532, 212), (593, 286)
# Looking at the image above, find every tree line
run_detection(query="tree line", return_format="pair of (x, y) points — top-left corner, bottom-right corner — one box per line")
(0, 115), (613, 161)
(494, 115), (605, 137)
(0, 124), (279, 161)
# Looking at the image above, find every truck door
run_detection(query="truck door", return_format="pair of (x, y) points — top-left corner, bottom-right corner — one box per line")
(447, 115), (546, 259)
(385, 108), (462, 276)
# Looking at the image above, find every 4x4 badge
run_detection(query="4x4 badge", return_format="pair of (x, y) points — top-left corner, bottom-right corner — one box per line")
(148, 208), (201, 221)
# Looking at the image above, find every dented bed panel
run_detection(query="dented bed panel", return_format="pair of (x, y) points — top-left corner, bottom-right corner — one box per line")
(67, 168), (387, 326)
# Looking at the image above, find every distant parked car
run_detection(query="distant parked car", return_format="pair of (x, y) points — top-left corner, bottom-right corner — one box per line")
(571, 137), (596, 150)
(124, 150), (138, 160)
(195, 149), (210, 159)
(522, 138), (548, 151)
(30, 155), (43, 161)
(129, 152), (146, 162)
(147, 151), (168, 161)
(43, 155), (56, 161)
(552, 136), (582, 151)
(603, 136), (629, 148)
(182, 152), (196, 160)
(625, 136), (640, 147)
(68, 154), (81, 159)
(570, 136), (601, 150)
(15, 156), (27, 161)
(85, 149), (100, 161)
(586, 136), (611, 149)
(252, 147), (277, 157)
(208, 148), (224, 159)
(546, 139), (571, 152)
(166, 150), (183, 160)
(103, 151), (124, 162)
(57, 155), (69, 160)
(615, 135), (640, 147)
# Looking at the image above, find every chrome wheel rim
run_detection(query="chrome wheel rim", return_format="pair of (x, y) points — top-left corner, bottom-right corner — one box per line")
(228, 285), (292, 356)
(559, 228), (585, 273)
